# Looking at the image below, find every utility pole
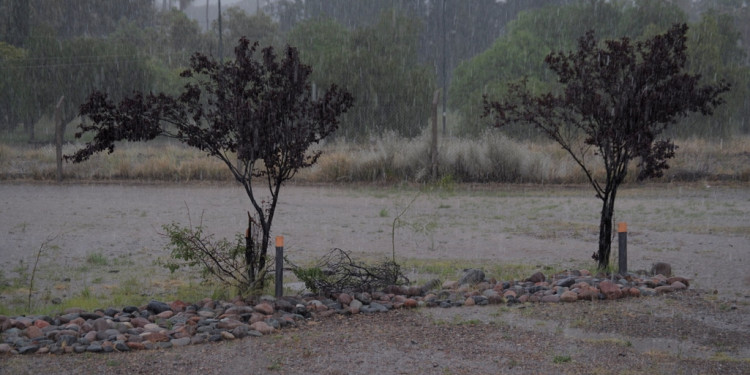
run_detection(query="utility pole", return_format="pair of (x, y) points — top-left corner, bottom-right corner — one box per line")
(441, 0), (447, 136)
(218, 0), (223, 61)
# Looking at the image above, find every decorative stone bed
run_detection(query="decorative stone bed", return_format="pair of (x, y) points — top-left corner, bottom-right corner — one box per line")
(0, 267), (689, 356)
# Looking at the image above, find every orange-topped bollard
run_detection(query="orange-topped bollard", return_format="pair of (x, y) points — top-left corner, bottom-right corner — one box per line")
(618, 222), (627, 275)
(275, 236), (284, 298)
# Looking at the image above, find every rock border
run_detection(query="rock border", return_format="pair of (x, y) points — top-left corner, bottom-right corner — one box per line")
(0, 268), (690, 355)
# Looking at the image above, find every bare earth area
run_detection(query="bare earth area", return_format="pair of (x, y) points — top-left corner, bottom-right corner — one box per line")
(1, 181), (749, 374)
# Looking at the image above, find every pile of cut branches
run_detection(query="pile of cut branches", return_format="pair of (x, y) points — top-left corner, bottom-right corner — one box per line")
(289, 248), (408, 296)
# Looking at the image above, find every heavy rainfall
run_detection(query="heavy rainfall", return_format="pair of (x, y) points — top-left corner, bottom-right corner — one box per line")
(0, 1), (749, 374)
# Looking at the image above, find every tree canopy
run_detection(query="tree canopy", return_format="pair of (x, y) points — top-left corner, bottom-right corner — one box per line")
(483, 24), (729, 269)
(67, 38), (353, 290)
(288, 10), (434, 139)
(453, 0), (747, 138)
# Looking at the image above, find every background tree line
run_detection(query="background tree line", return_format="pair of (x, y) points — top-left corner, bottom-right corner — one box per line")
(1, 0), (748, 142)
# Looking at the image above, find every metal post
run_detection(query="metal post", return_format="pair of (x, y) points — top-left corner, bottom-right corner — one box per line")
(275, 236), (284, 298)
(618, 222), (627, 275)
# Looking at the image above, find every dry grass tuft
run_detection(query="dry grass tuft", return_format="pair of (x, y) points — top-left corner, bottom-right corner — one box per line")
(1, 134), (748, 183)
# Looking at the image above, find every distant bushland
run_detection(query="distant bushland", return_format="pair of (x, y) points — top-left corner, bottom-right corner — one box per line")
(2, 133), (748, 184)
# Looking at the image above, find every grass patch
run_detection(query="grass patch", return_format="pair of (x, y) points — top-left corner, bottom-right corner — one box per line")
(553, 355), (572, 363)
(5, 133), (747, 183)
(86, 252), (109, 266)
(583, 338), (632, 347)
(709, 352), (750, 363)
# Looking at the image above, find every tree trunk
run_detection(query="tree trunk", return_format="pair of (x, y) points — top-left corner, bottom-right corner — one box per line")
(25, 117), (35, 142)
(597, 189), (618, 269)
(245, 212), (255, 291)
(257, 225), (270, 290)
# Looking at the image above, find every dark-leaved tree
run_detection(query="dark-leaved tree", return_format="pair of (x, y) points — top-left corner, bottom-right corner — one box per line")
(67, 37), (353, 291)
(483, 24), (729, 270)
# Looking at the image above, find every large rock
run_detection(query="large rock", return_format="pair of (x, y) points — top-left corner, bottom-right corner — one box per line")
(253, 302), (274, 316)
(526, 272), (546, 283)
(459, 269), (485, 285)
(146, 300), (172, 315)
(667, 276), (690, 288)
(249, 321), (275, 335)
(560, 291), (578, 302)
(337, 293), (353, 306)
(598, 280), (623, 300)
(24, 325), (43, 339)
(349, 299), (363, 314)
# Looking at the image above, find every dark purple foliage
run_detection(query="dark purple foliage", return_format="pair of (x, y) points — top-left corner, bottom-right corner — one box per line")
(68, 37), (353, 289)
(483, 24), (728, 269)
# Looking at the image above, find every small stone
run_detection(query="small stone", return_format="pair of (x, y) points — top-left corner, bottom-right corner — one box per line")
(231, 325), (249, 339)
(442, 280), (458, 289)
(403, 299), (418, 308)
(337, 293), (353, 306)
(526, 272), (546, 283)
(130, 317), (150, 328)
(540, 295), (560, 303)
(349, 299), (363, 314)
(464, 297), (475, 306)
(147, 300), (172, 315)
(190, 334), (207, 345)
(115, 341), (130, 351)
(86, 343), (103, 353)
(18, 345), (39, 355)
(33, 319), (50, 329)
(170, 300), (188, 312)
(253, 302), (274, 315)
(156, 310), (174, 319)
(650, 262), (672, 277)
(220, 331), (236, 340)
(171, 337), (191, 347)
(670, 281), (687, 290)
(555, 277), (576, 288)
(216, 318), (244, 330)
(668, 276), (689, 287)
(655, 285), (675, 294)
(142, 331), (169, 342)
(0, 343), (11, 354)
(249, 321), (275, 335)
(143, 323), (161, 332)
(24, 325), (43, 339)
(92, 318), (110, 332)
(560, 291), (578, 302)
